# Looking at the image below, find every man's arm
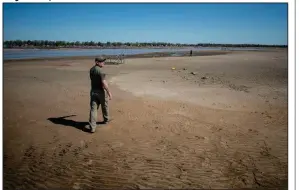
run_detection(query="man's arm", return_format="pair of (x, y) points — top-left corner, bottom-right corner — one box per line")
(98, 70), (112, 100)
(102, 79), (112, 100)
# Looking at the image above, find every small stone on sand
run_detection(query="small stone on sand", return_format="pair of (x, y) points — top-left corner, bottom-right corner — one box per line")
(72, 182), (81, 190)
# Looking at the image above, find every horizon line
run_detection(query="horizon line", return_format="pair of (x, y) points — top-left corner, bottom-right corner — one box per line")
(3, 39), (288, 46)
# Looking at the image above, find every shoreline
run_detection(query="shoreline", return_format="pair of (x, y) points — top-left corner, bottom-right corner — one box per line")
(3, 49), (286, 62)
(4, 50), (232, 62)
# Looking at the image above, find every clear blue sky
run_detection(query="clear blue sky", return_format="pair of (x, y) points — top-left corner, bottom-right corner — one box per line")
(3, 3), (288, 45)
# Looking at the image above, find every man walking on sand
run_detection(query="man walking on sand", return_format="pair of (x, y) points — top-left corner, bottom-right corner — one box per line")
(85, 56), (112, 133)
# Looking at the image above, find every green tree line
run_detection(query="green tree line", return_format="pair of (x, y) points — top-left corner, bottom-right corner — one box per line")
(3, 40), (287, 48)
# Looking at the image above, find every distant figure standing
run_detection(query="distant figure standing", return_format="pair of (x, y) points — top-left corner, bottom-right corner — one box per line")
(85, 56), (112, 133)
(190, 50), (193, 56)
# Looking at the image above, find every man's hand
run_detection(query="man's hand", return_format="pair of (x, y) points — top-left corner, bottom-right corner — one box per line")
(108, 92), (112, 100)
(102, 79), (112, 100)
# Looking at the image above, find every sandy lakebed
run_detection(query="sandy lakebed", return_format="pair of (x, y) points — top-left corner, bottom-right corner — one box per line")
(3, 50), (288, 189)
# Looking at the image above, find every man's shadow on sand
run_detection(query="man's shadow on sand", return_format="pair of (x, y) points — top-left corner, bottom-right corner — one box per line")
(47, 115), (105, 132)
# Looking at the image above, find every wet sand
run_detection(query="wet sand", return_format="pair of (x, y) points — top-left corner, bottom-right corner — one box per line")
(3, 50), (288, 189)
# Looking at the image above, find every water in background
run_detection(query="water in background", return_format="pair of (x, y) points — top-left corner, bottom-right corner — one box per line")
(3, 47), (261, 60)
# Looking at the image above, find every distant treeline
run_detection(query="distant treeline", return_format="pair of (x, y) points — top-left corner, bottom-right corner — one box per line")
(3, 40), (287, 48)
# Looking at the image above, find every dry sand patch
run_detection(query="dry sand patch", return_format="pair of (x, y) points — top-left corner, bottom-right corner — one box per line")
(110, 70), (268, 111)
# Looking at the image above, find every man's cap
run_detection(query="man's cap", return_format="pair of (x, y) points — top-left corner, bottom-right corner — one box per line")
(95, 56), (106, 62)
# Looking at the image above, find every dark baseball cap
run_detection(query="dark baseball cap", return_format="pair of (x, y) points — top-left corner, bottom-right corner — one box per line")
(95, 56), (106, 62)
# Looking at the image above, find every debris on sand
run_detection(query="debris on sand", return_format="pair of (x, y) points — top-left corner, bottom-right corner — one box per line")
(183, 68), (187, 70)
(72, 182), (81, 190)
(87, 160), (93, 165)
(172, 67), (176, 70)
(191, 72), (197, 75)
(162, 80), (166, 83)
(201, 76), (208, 79)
